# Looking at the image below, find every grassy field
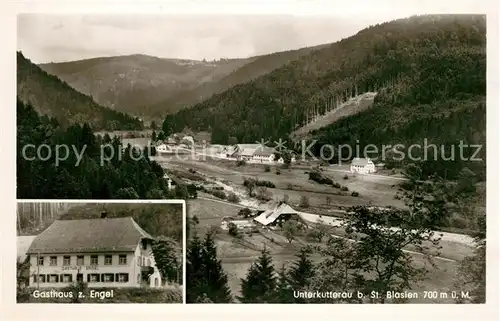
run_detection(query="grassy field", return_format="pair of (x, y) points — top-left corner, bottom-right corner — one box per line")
(188, 197), (474, 304)
(166, 157), (404, 209)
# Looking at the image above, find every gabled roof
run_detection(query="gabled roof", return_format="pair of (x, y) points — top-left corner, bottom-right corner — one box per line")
(253, 147), (275, 157)
(351, 157), (373, 166)
(27, 217), (153, 254)
(254, 203), (300, 226)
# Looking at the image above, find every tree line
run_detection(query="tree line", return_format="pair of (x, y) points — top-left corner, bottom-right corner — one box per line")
(161, 14), (486, 181)
(17, 99), (191, 200)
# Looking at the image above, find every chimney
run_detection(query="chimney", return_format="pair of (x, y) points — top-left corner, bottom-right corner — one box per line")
(101, 212), (108, 219)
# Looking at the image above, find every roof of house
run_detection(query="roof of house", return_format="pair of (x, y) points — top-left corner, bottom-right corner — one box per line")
(253, 146), (276, 157)
(254, 203), (301, 226)
(26, 217), (153, 254)
(351, 157), (373, 166)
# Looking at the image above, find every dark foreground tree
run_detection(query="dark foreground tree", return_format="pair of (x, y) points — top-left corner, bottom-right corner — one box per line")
(238, 247), (276, 303)
(288, 247), (315, 290)
(186, 233), (232, 303)
(273, 265), (295, 303)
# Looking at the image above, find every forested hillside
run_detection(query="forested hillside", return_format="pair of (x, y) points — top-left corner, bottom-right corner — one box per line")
(40, 54), (251, 118)
(151, 43), (330, 115)
(162, 14), (486, 179)
(17, 52), (142, 131)
(17, 99), (190, 199)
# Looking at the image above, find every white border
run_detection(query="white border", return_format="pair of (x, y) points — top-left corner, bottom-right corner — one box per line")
(1, 0), (499, 320)
(15, 199), (187, 305)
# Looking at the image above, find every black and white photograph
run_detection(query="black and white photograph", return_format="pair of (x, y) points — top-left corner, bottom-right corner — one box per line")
(15, 11), (488, 306)
(16, 201), (184, 303)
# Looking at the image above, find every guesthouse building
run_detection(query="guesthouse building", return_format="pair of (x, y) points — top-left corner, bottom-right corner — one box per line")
(349, 157), (376, 174)
(26, 215), (163, 289)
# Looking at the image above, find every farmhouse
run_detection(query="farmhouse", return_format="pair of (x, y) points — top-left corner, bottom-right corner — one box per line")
(350, 157), (376, 174)
(254, 203), (307, 227)
(231, 144), (261, 160)
(252, 147), (276, 163)
(26, 215), (163, 289)
(156, 143), (173, 154)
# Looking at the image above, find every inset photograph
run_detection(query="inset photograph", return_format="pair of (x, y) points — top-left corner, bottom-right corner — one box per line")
(16, 200), (184, 303)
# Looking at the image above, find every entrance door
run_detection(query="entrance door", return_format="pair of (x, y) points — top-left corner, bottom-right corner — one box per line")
(76, 273), (83, 283)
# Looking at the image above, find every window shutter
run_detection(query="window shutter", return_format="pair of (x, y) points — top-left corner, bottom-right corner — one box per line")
(115, 273), (119, 282)
(110, 274), (115, 282)
(33, 275), (37, 283)
(55, 275), (59, 283)
(124, 273), (129, 282)
(87, 274), (90, 282)
(101, 274), (105, 282)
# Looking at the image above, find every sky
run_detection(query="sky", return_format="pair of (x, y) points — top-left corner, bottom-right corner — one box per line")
(17, 14), (409, 63)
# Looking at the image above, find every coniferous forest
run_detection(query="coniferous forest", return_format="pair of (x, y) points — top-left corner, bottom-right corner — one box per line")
(162, 14), (486, 180)
(17, 99), (190, 199)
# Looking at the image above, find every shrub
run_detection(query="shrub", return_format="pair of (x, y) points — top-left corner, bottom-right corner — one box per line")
(238, 208), (253, 218)
(211, 189), (226, 199)
(332, 182), (341, 188)
(255, 187), (273, 201)
(351, 191), (359, 197)
(299, 196), (310, 208)
(276, 169), (281, 175)
(264, 165), (271, 172)
(228, 223), (239, 237)
(286, 183), (293, 190)
(340, 186), (349, 191)
(308, 171), (333, 185)
(236, 160), (246, 166)
(227, 192), (240, 203)
(343, 175), (349, 180)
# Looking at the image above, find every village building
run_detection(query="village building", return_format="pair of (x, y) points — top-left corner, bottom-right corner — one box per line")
(156, 143), (173, 154)
(349, 157), (376, 174)
(231, 144), (261, 160)
(181, 135), (194, 146)
(163, 173), (176, 190)
(220, 217), (255, 231)
(252, 147), (276, 163)
(277, 154), (297, 164)
(26, 215), (163, 289)
(253, 203), (307, 228)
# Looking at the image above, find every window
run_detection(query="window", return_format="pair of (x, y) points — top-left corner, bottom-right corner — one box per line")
(49, 274), (58, 283)
(117, 273), (129, 283)
(63, 256), (71, 266)
(142, 240), (147, 250)
(90, 255), (98, 265)
(104, 255), (112, 265)
(147, 258), (150, 266)
(137, 274), (140, 284)
(103, 274), (114, 282)
(89, 274), (100, 282)
(50, 256), (57, 266)
(37, 257), (44, 266)
(37, 274), (46, 283)
(77, 256), (84, 266)
(62, 274), (72, 282)
(119, 255), (127, 265)
(154, 278), (159, 287)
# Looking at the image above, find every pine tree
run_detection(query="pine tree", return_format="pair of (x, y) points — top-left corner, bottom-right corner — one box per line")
(186, 235), (204, 303)
(288, 247), (315, 302)
(273, 265), (295, 303)
(200, 233), (233, 303)
(238, 247), (276, 303)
